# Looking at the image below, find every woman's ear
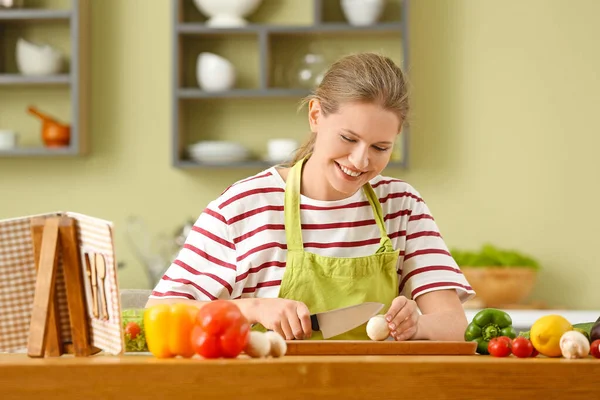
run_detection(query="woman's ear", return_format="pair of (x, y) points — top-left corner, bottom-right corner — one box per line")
(308, 99), (321, 132)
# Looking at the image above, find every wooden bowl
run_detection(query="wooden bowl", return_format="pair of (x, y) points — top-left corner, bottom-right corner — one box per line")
(461, 267), (537, 308)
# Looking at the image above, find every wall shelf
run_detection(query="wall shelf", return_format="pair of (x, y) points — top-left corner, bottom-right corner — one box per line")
(0, 73), (70, 85)
(0, 146), (77, 156)
(177, 22), (403, 35)
(176, 160), (275, 169)
(0, 0), (89, 157)
(172, 0), (410, 169)
(178, 88), (311, 99)
(176, 159), (408, 170)
(0, 9), (71, 21)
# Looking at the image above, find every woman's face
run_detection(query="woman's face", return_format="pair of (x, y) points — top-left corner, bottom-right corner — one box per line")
(307, 99), (401, 199)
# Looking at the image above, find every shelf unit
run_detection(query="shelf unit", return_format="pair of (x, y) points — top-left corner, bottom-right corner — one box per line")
(171, 0), (410, 169)
(0, 0), (89, 157)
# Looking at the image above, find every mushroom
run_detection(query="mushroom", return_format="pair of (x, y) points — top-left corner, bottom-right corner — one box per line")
(265, 331), (287, 357)
(559, 330), (590, 359)
(366, 315), (390, 341)
(244, 331), (271, 358)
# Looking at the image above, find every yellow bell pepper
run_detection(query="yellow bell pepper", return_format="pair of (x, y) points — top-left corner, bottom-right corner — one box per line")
(144, 303), (199, 358)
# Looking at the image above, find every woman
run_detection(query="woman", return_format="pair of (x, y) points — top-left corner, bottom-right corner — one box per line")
(147, 53), (474, 341)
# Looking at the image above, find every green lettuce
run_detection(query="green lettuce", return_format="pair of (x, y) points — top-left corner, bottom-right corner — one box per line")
(122, 309), (148, 352)
(450, 243), (540, 270)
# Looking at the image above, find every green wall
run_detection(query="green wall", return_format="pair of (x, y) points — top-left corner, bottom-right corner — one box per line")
(1, 0), (599, 309)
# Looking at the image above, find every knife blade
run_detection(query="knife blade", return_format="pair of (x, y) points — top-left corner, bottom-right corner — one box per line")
(310, 302), (385, 339)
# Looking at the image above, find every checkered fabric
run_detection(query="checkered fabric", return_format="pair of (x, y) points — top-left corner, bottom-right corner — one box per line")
(0, 212), (123, 355)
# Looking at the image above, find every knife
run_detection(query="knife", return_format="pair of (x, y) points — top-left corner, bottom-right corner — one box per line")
(310, 302), (385, 339)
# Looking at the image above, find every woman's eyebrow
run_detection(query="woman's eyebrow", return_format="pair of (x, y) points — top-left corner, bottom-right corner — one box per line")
(342, 129), (393, 145)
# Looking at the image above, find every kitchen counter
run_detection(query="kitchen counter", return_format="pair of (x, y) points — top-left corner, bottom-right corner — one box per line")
(1, 353), (598, 399)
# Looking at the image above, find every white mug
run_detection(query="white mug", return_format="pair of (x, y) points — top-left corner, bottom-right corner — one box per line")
(0, 130), (17, 149)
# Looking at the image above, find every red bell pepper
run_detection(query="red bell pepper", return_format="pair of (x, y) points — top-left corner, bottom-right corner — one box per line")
(191, 300), (250, 359)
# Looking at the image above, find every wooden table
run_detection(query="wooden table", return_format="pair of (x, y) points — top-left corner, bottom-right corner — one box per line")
(1, 353), (598, 399)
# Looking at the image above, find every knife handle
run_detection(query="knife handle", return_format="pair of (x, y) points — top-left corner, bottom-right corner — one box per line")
(310, 314), (320, 332)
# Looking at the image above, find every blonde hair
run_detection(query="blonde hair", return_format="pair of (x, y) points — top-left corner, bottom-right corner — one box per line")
(288, 52), (410, 166)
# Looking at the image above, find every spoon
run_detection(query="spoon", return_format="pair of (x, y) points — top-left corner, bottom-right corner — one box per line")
(95, 253), (109, 320)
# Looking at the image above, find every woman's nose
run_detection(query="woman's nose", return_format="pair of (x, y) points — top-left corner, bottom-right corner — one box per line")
(349, 147), (369, 170)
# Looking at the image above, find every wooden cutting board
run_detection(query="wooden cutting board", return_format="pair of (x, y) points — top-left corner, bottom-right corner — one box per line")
(285, 340), (478, 356)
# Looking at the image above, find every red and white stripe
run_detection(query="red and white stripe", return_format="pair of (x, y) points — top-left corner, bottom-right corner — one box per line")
(151, 168), (474, 303)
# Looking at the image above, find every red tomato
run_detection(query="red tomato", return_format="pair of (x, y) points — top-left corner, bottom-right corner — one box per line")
(590, 339), (600, 359)
(511, 337), (534, 358)
(196, 300), (244, 335)
(497, 336), (513, 347)
(220, 323), (250, 358)
(191, 326), (221, 359)
(488, 337), (512, 357)
(530, 347), (539, 358)
(125, 322), (141, 339)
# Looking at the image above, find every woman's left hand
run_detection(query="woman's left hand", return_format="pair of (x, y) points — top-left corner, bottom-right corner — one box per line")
(385, 296), (419, 341)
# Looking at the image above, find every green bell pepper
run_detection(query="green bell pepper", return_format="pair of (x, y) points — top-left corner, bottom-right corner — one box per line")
(465, 308), (517, 355)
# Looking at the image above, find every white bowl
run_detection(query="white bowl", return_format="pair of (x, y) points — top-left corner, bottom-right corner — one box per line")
(267, 138), (298, 162)
(193, 0), (262, 27)
(187, 141), (249, 163)
(341, 0), (385, 26)
(196, 52), (236, 92)
(16, 38), (64, 76)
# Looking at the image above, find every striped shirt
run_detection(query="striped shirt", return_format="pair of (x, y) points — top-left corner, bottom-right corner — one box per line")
(150, 167), (475, 303)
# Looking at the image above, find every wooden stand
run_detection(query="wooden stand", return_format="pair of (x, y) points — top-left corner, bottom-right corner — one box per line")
(27, 216), (95, 358)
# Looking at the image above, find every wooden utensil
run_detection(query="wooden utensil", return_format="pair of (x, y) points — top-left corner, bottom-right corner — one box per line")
(95, 254), (109, 320)
(84, 253), (99, 319)
(284, 340), (478, 356)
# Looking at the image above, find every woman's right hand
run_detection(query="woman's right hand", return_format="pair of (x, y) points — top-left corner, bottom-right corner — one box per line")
(253, 298), (312, 340)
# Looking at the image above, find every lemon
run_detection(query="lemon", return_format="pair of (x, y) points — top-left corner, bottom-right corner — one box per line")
(530, 315), (573, 357)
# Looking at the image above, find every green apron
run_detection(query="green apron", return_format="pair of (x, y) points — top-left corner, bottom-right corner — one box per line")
(276, 157), (400, 340)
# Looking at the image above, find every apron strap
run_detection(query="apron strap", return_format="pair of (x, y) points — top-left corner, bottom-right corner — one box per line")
(284, 157), (304, 251)
(362, 183), (395, 251)
(285, 157), (394, 252)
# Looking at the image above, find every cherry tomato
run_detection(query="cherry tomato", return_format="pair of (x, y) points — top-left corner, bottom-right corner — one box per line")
(191, 325), (221, 359)
(590, 339), (600, 359)
(488, 337), (512, 357)
(530, 347), (539, 358)
(124, 322), (141, 339)
(511, 337), (534, 358)
(497, 336), (513, 347)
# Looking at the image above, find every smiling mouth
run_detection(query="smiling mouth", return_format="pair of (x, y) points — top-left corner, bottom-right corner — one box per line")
(335, 162), (364, 178)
